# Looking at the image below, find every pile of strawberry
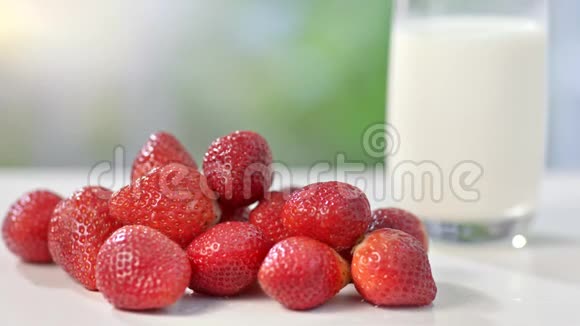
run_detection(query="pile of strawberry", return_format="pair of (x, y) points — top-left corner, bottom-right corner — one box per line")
(1, 131), (436, 311)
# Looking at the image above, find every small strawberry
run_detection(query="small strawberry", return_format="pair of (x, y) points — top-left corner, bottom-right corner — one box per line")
(110, 164), (219, 248)
(2, 190), (62, 263)
(203, 130), (272, 208)
(249, 191), (293, 243)
(131, 131), (198, 182)
(48, 186), (122, 290)
(258, 236), (350, 310)
(219, 205), (250, 223)
(281, 181), (372, 251)
(96, 225), (191, 310)
(369, 208), (429, 251)
(186, 222), (271, 296)
(352, 228), (437, 307)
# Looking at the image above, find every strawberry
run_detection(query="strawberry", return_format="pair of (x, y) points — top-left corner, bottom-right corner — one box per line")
(369, 208), (429, 251)
(352, 228), (437, 307)
(96, 225), (191, 310)
(48, 186), (122, 290)
(249, 191), (293, 243)
(131, 131), (198, 182)
(186, 222), (271, 296)
(203, 131), (272, 208)
(219, 205), (250, 223)
(281, 181), (372, 251)
(258, 236), (350, 310)
(109, 163), (219, 248)
(2, 190), (62, 263)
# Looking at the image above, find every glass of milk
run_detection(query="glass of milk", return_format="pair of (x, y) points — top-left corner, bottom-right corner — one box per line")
(386, 0), (547, 243)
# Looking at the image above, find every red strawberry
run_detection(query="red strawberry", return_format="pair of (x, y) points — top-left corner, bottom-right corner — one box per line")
(110, 163), (219, 247)
(203, 130), (272, 208)
(369, 208), (429, 251)
(219, 205), (250, 223)
(258, 236), (350, 310)
(2, 190), (62, 263)
(131, 131), (198, 182)
(352, 228), (437, 307)
(249, 191), (292, 243)
(96, 225), (191, 310)
(186, 222), (271, 296)
(281, 181), (372, 251)
(48, 186), (122, 290)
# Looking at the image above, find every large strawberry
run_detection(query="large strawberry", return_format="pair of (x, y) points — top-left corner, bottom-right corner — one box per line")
(186, 222), (271, 296)
(258, 236), (350, 310)
(203, 130), (272, 208)
(96, 225), (191, 310)
(352, 228), (437, 306)
(281, 181), (372, 251)
(131, 131), (198, 182)
(48, 186), (122, 290)
(110, 163), (219, 247)
(2, 190), (62, 263)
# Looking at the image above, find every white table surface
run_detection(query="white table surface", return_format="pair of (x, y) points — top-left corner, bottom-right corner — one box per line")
(1, 168), (579, 326)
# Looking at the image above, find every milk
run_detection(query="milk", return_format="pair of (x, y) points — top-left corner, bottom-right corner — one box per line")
(387, 17), (547, 223)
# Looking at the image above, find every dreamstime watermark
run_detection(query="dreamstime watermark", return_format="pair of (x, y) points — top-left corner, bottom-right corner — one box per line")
(87, 123), (484, 203)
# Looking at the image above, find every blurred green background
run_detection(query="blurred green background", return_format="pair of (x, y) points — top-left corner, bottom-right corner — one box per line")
(2, 1), (579, 169)
(0, 0), (392, 167)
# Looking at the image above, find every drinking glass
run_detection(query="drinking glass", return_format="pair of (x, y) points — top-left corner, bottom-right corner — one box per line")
(386, 0), (547, 243)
